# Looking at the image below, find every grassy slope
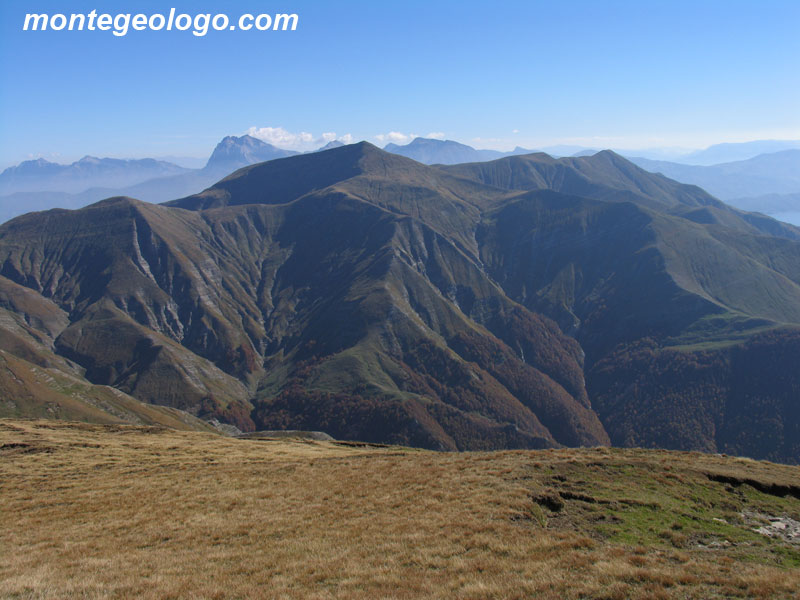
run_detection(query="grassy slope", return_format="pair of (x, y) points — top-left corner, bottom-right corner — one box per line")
(0, 351), (218, 432)
(2, 419), (798, 600)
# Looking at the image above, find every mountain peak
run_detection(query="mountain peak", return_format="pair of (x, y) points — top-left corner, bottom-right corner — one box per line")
(317, 140), (346, 152)
(383, 138), (505, 165)
(204, 135), (299, 172)
(5, 157), (58, 171)
(166, 140), (488, 214)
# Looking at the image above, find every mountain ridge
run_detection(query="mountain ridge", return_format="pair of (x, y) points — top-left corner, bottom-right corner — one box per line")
(1, 143), (799, 460)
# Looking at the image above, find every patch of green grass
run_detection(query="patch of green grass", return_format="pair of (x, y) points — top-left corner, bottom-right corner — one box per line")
(529, 456), (800, 568)
(665, 312), (781, 351)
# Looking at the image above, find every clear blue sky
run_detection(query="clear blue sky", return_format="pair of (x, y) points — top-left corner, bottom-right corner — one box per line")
(1, 0), (798, 166)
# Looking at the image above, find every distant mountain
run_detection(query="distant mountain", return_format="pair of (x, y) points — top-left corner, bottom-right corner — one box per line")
(732, 192), (800, 214)
(2, 143), (800, 461)
(731, 193), (800, 226)
(678, 140), (800, 166)
(314, 140), (346, 152)
(539, 145), (597, 157)
(380, 139), (685, 164)
(384, 137), (507, 164)
(204, 135), (299, 172)
(0, 156), (189, 196)
(155, 155), (208, 169)
(630, 150), (800, 201)
(570, 149), (600, 157)
(0, 135), (310, 224)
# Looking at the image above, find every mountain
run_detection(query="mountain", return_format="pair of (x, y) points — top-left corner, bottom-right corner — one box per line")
(1, 143), (800, 460)
(539, 144), (597, 157)
(629, 150), (800, 201)
(154, 155), (208, 169)
(204, 135), (299, 172)
(0, 136), (308, 224)
(0, 156), (190, 196)
(314, 140), (346, 152)
(731, 193), (800, 227)
(678, 140), (800, 166)
(384, 137), (507, 164)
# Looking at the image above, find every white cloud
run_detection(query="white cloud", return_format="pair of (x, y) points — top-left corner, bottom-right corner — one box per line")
(374, 131), (448, 145)
(374, 131), (418, 145)
(246, 126), (353, 151)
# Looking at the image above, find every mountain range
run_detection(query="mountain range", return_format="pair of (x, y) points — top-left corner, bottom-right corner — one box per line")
(629, 150), (800, 202)
(1, 142), (799, 462)
(383, 139), (800, 223)
(0, 136), (322, 224)
(0, 156), (190, 195)
(383, 137), (519, 164)
(382, 138), (800, 166)
(381, 137), (620, 164)
(678, 140), (800, 165)
(5, 137), (800, 226)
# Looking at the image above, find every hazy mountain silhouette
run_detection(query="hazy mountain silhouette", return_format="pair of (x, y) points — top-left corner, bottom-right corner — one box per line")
(629, 150), (800, 201)
(0, 156), (190, 196)
(678, 140), (800, 165)
(383, 137), (507, 164)
(314, 140), (346, 152)
(204, 135), (299, 172)
(0, 136), (331, 224)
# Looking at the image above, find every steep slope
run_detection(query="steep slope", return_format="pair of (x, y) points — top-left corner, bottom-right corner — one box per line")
(442, 150), (725, 211)
(167, 141), (508, 257)
(0, 166), (608, 449)
(0, 275), (218, 432)
(2, 143), (800, 459)
(443, 150), (800, 242)
(0, 349), (218, 431)
(204, 135), (299, 172)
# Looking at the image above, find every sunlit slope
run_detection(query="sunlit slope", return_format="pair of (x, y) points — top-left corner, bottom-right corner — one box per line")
(1, 420), (798, 600)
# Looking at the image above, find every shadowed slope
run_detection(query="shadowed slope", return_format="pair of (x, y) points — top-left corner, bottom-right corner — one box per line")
(0, 186), (608, 449)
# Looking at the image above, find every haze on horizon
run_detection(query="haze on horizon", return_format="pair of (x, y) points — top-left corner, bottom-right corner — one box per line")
(0, 0), (798, 167)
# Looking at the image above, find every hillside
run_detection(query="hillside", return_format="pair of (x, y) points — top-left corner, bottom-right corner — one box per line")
(1, 420), (799, 599)
(1, 143), (800, 460)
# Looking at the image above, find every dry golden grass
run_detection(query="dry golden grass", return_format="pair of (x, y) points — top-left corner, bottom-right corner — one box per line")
(1, 419), (799, 599)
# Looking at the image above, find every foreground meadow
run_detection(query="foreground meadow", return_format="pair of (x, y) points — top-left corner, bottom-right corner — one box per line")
(1, 419), (799, 599)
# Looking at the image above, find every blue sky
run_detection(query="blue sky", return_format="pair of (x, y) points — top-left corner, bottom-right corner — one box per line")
(1, 0), (798, 166)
